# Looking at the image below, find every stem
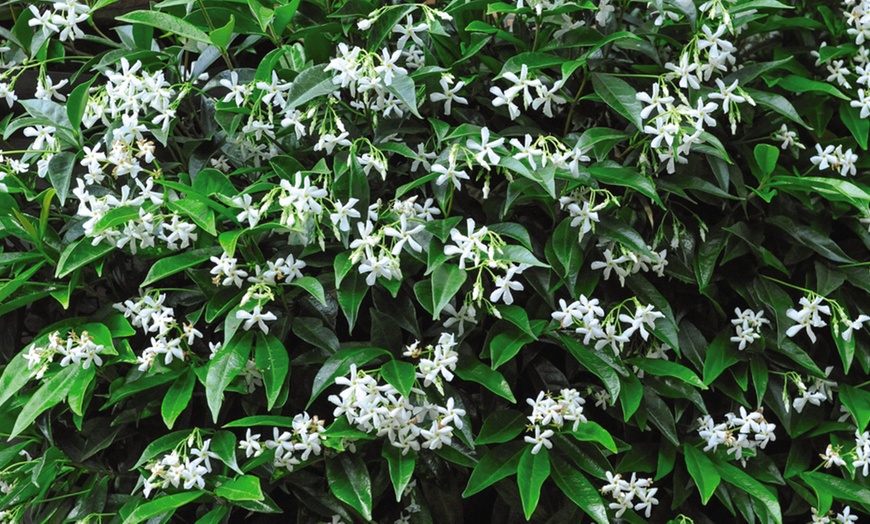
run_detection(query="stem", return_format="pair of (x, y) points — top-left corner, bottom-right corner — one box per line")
(563, 72), (588, 137)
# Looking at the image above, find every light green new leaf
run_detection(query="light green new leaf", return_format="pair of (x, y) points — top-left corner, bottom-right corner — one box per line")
(123, 491), (204, 524)
(684, 444), (720, 504)
(517, 447), (550, 520)
(116, 11), (210, 43)
(141, 246), (222, 288)
(627, 358), (705, 389)
(380, 359), (417, 399)
(215, 475), (264, 501)
(255, 333), (290, 410)
(326, 453), (372, 521)
(569, 422), (617, 453)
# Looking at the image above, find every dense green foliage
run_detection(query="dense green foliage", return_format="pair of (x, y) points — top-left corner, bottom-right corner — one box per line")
(1, 0), (870, 522)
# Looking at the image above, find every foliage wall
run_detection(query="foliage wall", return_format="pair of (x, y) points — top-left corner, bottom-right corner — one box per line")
(1, 0), (870, 522)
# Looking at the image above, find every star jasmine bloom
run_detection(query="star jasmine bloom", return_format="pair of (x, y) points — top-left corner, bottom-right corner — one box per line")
(490, 266), (524, 305)
(708, 78), (745, 113)
(490, 86), (521, 119)
(384, 215), (425, 255)
(239, 429), (263, 457)
(0, 82), (17, 108)
(636, 83), (674, 120)
(510, 134), (543, 170)
(664, 54), (700, 90)
(236, 305), (277, 334)
(644, 117), (679, 149)
(393, 15), (429, 50)
(590, 248), (628, 282)
(410, 143), (436, 172)
(688, 98), (718, 129)
(524, 425), (554, 454)
(466, 127), (504, 170)
(842, 314), (870, 342)
(850, 89), (870, 118)
(826, 59), (852, 89)
(429, 76), (468, 115)
(432, 159), (470, 190)
(502, 64), (542, 108)
(220, 71), (252, 106)
(531, 76), (567, 117)
(35, 75), (68, 102)
(810, 143), (837, 170)
(330, 198), (361, 232)
(314, 121), (352, 154)
(773, 124), (804, 150)
(232, 193), (262, 228)
(375, 48), (407, 86)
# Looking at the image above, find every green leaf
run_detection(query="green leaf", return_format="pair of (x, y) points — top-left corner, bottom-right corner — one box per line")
(326, 453), (372, 521)
(48, 152), (76, 205)
(141, 247), (222, 287)
(336, 269), (368, 333)
(290, 276), (328, 307)
(308, 346), (391, 407)
(550, 456), (609, 524)
(284, 64), (337, 110)
(684, 444), (720, 505)
(746, 88), (812, 129)
(767, 215), (855, 264)
(642, 387), (680, 446)
(840, 101), (870, 150)
(123, 491), (204, 524)
(703, 335), (740, 385)
(210, 14), (235, 49)
(195, 507), (228, 524)
(588, 165), (664, 208)
(454, 358), (516, 402)
(463, 442), (524, 497)
(547, 218), (584, 290)
(380, 359), (417, 399)
(475, 409), (525, 445)
(490, 327), (536, 369)
(839, 385), (870, 432)
(558, 334), (621, 400)
(414, 263), (467, 319)
(0, 352), (31, 409)
(116, 11), (211, 43)
(206, 333), (252, 423)
(382, 444), (416, 502)
(769, 74), (849, 100)
(517, 447), (550, 520)
(754, 144), (779, 179)
(223, 415), (298, 428)
(161, 368), (196, 429)
(211, 430), (243, 475)
(591, 73), (643, 129)
(595, 217), (656, 259)
(385, 74), (421, 118)
(215, 475), (264, 501)
(801, 471), (870, 511)
(131, 430), (189, 470)
(569, 422), (617, 453)
(715, 459), (782, 524)
(11, 365), (80, 439)
(55, 238), (114, 278)
(255, 333), (289, 410)
(627, 358), (705, 389)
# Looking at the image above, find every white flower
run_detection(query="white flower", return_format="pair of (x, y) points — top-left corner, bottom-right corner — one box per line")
(236, 305), (277, 334)
(524, 425), (554, 454)
(429, 76), (468, 115)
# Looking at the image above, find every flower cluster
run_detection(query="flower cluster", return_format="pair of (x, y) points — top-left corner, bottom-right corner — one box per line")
(524, 388), (588, 454)
(601, 471), (660, 519)
(237, 413), (326, 472)
(22, 329), (105, 379)
(404, 333), (460, 389)
(810, 144), (859, 177)
(558, 189), (611, 242)
(786, 295), (831, 344)
(141, 436), (219, 497)
(552, 297), (665, 355)
(810, 505), (859, 524)
(789, 367), (837, 413)
(328, 361), (465, 455)
(114, 293), (203, 371)
(697, 407), (777, 464)
(27, 0), (91, 42)
(730, 308), (770, 350)
(590, 242), (668, 286)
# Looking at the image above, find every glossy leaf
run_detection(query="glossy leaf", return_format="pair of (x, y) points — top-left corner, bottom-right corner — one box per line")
(517, 447), (550, 520)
